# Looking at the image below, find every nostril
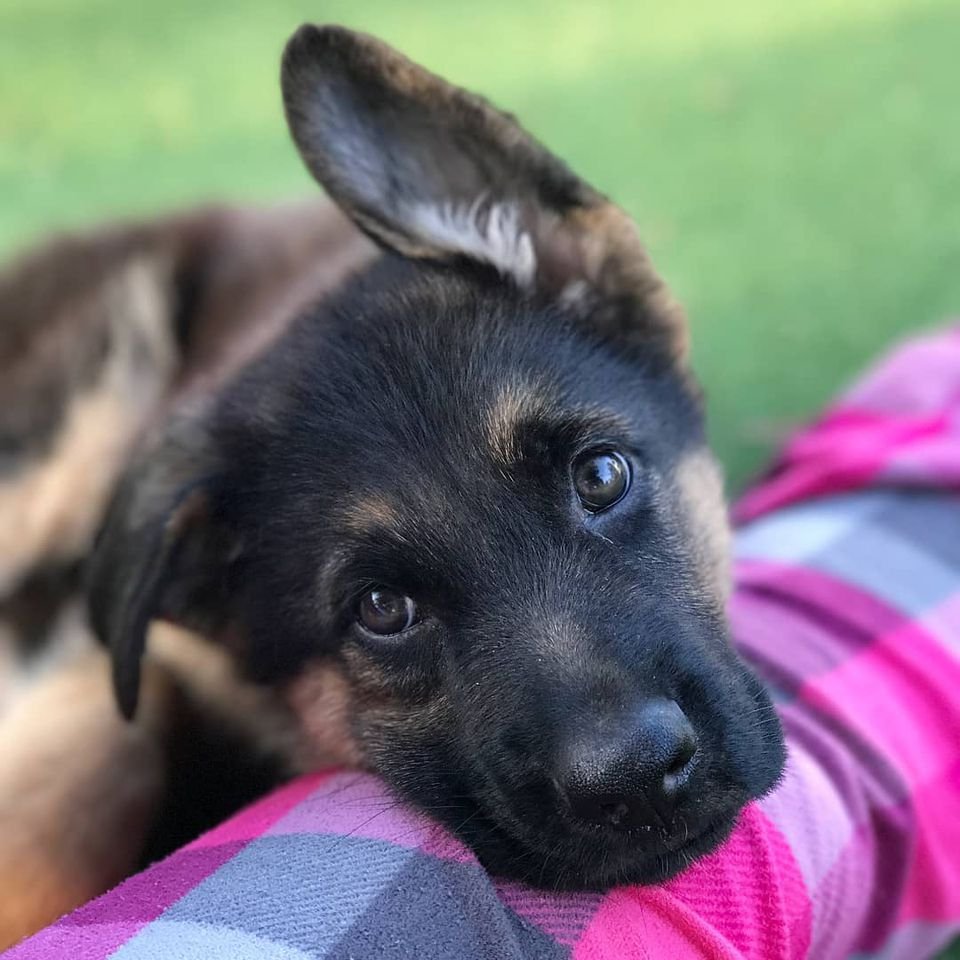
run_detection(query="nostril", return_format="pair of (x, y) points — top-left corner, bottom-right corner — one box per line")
(598, 799), (631, 827)
(665, 756), (687, 779)
(662, 736), (699, 795)
(668, 740), (697, 776)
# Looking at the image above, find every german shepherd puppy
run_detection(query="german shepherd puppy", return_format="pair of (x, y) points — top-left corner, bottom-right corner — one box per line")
(0, 24), (785, 944)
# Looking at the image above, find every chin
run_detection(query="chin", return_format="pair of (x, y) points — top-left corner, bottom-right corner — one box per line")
(455, 802), (742, 891)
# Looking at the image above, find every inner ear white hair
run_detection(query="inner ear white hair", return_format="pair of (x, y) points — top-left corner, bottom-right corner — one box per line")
(403, 196), (537, 288)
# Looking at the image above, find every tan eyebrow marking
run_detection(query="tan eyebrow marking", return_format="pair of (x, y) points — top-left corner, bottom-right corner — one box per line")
(485, 382), (551, 466)
(486, 382), (634, 468)
(338, 495), (402, 536)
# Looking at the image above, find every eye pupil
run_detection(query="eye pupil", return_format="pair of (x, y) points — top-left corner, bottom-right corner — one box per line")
(572, 451), (630, 512)
(358, 588), (417, 635)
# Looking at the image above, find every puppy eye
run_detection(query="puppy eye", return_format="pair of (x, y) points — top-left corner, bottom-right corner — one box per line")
(357, 587), (418, 635)
(572, 450), (631, 512)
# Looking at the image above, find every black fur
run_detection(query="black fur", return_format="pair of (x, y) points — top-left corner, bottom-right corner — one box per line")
(92, 256), (784, 887)
(238, 260), (783, 888)
(87, 24), (785, 890)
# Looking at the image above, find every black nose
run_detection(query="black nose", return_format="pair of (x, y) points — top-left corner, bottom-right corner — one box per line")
(555, 699), (699, 830)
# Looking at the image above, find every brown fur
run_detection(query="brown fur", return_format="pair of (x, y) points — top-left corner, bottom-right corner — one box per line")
(168, 201), (377, 395)
(0, 199), (376, 601)
(0, 648), (171, 949)
(0, 199), (377, 947)
(673, 450), (732, 601)
(0, 355), (172, 595)
(558, 204), (689, 360)
(0, 250), (177, 591)
(338, 496), (402, 536)
(0, 226), (172, 458)
(0, 200), (375, 664)
(284, 661), (364, 768)
(0, 623), (317, 949)
(484, 382), (550, 466)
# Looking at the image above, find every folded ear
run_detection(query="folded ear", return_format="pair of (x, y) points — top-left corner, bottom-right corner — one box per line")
(87, 415), (240, 719)
(281, 25), (686, 358)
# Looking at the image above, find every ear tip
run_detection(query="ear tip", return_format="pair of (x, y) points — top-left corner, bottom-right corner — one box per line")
(281, 24), (395, 159)
(112, 662), (140, 721)
(282, 24), (321, 76)
(284, 22), (325, 51)
(282, 23), (363, 71)
(281, 24), (344, 107)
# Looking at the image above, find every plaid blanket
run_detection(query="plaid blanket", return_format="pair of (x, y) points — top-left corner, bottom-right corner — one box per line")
(7, 327), (960, 960)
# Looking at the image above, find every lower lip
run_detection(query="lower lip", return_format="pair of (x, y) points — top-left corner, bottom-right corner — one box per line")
(548, 815), (735, 889)
(603, 812), (733, 858)
(678, 814), (730, 851)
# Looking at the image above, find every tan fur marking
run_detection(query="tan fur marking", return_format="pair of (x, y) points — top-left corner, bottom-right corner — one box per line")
(485, 382), (545, 466)
(284, 661), (364, 768)
(562, 203), (689, 360)
(0, 258), (176, 594)
(148, 623), (314, 771)
(674, 449), (732, 601)
(0, 648), (171, 950)
(0, 624), (333, 948)
(335, 647), (453, 748)
(338, 496), (401, 536)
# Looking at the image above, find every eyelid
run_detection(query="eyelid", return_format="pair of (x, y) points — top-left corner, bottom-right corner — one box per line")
(325, 577), (378, 623)
(570, 443), (638, 477)
(571, 436), (637, 460)
(352, 583), (428, 619)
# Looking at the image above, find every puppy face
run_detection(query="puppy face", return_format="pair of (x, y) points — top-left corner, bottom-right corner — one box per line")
(217, 261), (782, 886)
(90, 26), (784, 889)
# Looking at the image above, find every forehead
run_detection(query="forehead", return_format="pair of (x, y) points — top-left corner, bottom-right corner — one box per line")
(237, 262), (706, 540)
(297, 268), (700, 469)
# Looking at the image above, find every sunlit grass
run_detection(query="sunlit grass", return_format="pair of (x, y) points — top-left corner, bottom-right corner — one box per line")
(1, 0), (958, 497)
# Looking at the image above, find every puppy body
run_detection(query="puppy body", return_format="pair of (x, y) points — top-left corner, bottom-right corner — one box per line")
(0, 200), (375, 945)
(0, 646), (164, 949)
(0, 25), (785, 946)
(0, 200), (374, 597)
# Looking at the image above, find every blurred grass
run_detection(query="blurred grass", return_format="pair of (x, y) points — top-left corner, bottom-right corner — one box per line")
(1, 3), (959, 956)
(0, 0), (960, 492)
(1, 0), (958, 494)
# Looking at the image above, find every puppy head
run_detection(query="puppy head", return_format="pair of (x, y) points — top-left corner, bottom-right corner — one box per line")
(89, 26), (784, 889)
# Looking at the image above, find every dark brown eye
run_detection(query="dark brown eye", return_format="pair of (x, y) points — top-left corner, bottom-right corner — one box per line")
(357, 587), (418, 635)
(572, 450), (631, 512)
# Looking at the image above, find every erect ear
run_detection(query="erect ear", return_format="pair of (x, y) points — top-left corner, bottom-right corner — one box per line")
(87, 414), (240, 719)
(281, 25), (686, 358)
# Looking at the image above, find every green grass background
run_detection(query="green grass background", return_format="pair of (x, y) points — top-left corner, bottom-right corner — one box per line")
(2, 0), (959, 491)
(1, 2), (959, 954)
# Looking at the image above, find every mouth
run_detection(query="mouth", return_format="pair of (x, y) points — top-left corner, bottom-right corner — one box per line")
(541, 811), (740, 890)
(449, 783), (742, 890)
